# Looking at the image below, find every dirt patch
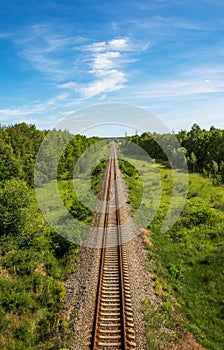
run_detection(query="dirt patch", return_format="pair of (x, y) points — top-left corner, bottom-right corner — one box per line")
(141, 228), (154, 247)
(35, 263), (46, 276)
(0, 265), (12, 280)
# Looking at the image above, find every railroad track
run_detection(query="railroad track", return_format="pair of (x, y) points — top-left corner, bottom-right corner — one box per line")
(90, 142), (136, 349)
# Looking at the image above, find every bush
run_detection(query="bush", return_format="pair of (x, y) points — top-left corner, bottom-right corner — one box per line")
(69, 200), (92, 222)
(0, 179), (32, 236)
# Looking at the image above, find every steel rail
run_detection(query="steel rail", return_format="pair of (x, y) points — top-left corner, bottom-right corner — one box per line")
(90, 142), (136, 350)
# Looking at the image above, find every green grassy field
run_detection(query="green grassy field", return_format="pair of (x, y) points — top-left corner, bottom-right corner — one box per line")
(119, 155), (224, 350)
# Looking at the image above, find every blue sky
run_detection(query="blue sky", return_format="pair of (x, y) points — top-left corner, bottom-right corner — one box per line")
(0, 0), (224, 132)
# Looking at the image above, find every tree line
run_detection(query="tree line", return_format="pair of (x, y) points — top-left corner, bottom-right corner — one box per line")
(125, 123), (224, 184)
(0, 122), (99, 186)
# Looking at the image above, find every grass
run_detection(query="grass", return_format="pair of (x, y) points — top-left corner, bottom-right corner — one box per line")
(0, 180), (83, 350)
(118, 153), (224, 350)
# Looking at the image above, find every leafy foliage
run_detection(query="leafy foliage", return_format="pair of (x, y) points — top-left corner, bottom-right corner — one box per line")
(120, 154), (224, 350)
(0, 123), (97, 349)
(90, 159), (107, 197)
(0, 179), (32, 236)
(0, 178), (79, 348)
(118, 159), (143, 212)
(126, 124), (224, 183)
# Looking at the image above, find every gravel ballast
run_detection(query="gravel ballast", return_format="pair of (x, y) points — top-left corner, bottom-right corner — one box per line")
(61, 162), (159, 350)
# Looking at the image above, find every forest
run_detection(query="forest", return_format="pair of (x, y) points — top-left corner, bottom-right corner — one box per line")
(126, 123), (224, 184)
(0, 122), (223, 349)
(0, 123), (98, 349)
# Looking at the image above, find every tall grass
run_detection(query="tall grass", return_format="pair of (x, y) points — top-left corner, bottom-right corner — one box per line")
(120, 156), (224, 350)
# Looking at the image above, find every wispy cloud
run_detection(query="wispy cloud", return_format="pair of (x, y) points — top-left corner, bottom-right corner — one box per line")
(80, 70), (127, 98)
(0, 91), (73, 122)
(77, 38), (130, 98)
(57, 81), (77, 90)
(153, 15), (212, 31)
(0, 32), (11, 39)
(0, 106), (43, 120)
(130, 15), (213, 33)
(131, 70), (224, 100)
(13, 25), (146, 100)
(46, 92), (71, 106)
(15, 24), (84, 80)
(87, 38), (130, 52)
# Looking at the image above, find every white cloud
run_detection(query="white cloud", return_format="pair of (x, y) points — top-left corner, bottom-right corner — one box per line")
(108, 38), (129, 50)
(47, 92), (71, 105)
(78, 37), (138, 98)
(0, 92), (74, 122)
(58, 81), (77, 89)
(0, 108), (30, 119)
(91, 51), (121, 72)
(89, 41), (106, 52)
(0, 106), (43, 120)
(80, 70), (127, 98)
(86, 38), (129, 53)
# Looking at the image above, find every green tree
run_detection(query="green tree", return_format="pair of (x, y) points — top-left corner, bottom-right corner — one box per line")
(190, 152), (197, 173)
(212, 160), (219, 176)
(0, 179), (32, 236)
(0, 138), (22, 180)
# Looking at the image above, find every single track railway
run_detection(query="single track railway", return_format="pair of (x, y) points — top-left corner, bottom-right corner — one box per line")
(90, 142), (136, 350)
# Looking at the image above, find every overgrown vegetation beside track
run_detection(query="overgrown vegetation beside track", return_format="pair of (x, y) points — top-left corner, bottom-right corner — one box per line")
(119, 152), (224, 350)
(91, 159), (107, 197)
(0, 179), (80, 349)
(118, 159), (143, 213)
(150, 171), (224, 350)
(0, 123), (100, 349)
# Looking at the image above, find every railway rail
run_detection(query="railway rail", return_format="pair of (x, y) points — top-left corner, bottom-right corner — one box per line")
(90, 142), (136, 349)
